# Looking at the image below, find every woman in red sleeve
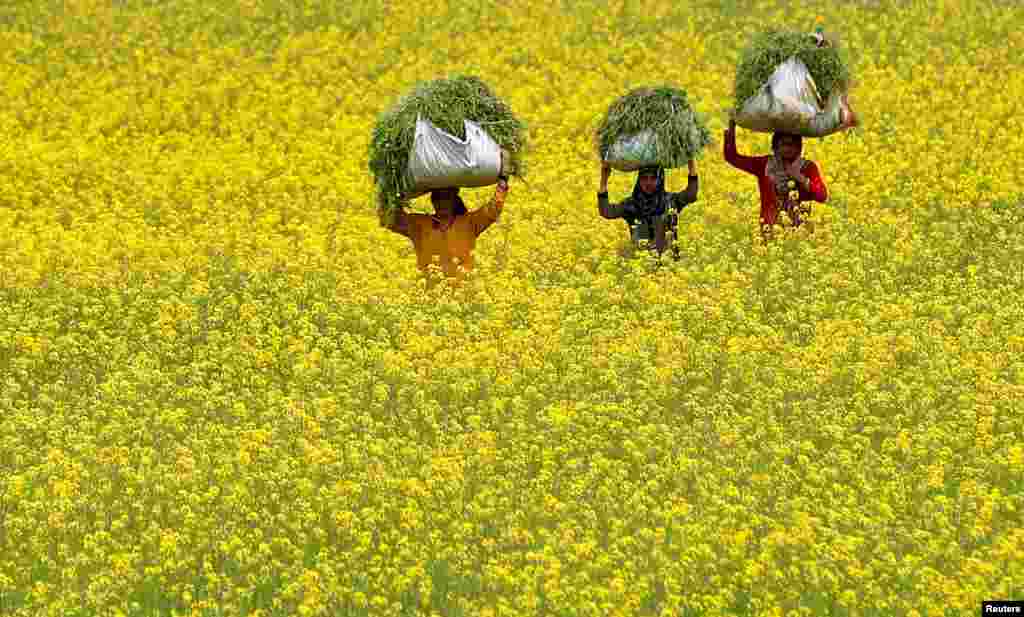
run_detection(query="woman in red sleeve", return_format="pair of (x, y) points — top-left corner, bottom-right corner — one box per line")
(724, 118), (829, 241)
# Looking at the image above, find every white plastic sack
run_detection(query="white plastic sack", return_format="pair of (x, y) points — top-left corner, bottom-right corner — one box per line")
(405, 115), (507, 197)
(735, 57), (852, 138)
(604, 129), (659, 172)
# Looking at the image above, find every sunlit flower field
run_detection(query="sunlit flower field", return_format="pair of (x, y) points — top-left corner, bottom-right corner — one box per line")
(1, 0), (1023, 615)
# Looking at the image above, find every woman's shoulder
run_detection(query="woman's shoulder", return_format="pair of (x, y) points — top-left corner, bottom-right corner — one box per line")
(402, 212), (434, 230)
(618, 195), (640, 211)
(604, 193), (636, 208)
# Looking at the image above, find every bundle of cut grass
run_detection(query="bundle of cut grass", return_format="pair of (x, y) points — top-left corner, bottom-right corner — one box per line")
(596, 86), (712, 172)
(734, 29), (850, 110)
(368, 75), (526, 215)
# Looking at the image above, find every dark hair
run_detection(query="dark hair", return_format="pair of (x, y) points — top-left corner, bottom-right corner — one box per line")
(453, 195), (468, 216)
(431, 188), (467, 215)
(772, 132), (802, 150)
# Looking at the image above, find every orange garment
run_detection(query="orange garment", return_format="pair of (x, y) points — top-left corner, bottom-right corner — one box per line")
(383, 197), (504, 280)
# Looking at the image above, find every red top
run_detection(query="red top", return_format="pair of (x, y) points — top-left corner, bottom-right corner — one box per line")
(724, 129), (828, 227)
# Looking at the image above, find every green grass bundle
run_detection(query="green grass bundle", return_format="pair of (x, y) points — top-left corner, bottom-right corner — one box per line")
(368, 75), (527, 213)
(734, 30), (851, 108)
(596, 86), (712, 170)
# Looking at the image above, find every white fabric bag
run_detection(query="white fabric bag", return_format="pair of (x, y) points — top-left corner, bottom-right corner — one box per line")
(406, 115), (506, 197)
(604, 129), (660, 172)
(735, 56), (851, 138)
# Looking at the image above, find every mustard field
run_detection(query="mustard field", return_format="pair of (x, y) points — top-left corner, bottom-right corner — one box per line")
(1, 0), (1022, 615)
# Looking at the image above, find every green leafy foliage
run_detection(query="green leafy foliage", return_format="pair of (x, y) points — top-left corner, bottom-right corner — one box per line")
(368, 75), (527, 215)
(596, 86), (713, 170)
(734, 30), (851, 107)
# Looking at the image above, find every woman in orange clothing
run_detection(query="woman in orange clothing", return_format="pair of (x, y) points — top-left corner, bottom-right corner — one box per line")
(380, 178), (509, 282)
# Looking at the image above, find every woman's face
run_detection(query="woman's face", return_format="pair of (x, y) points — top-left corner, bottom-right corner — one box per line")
(776, 136), (802, 162)
(431, 188), (458, 215)
(638, 173), (659, 195)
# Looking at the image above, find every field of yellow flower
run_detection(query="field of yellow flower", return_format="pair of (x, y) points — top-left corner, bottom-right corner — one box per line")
(2, 0), (1023, 615)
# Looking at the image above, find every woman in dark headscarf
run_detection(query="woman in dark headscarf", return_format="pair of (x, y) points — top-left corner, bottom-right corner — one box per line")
(598, 159), (699, 257)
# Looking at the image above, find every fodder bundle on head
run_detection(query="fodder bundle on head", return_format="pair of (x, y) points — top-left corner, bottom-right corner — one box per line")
(368, 75), (527, 216)
(596, 86), (712, 172)
(734, 29), (851, 110)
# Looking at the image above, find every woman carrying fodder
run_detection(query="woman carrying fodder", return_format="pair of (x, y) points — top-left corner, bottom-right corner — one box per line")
(727, 29), (855, 241)
(595, 86), (710, 259)
(369, 76), (526, 283)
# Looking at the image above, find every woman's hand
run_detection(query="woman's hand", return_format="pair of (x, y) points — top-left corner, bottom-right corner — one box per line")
(495, 177), (510, 202)
(600, 161), (611, 192)
(841, 93), (859, 129)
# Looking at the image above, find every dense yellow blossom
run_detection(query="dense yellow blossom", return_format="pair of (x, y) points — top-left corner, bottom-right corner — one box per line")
(1, 0), (1022, 615)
